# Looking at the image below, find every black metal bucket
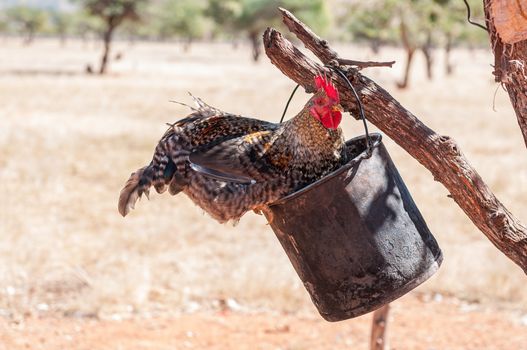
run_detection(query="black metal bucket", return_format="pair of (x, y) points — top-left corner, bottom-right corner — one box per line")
(263, 133), (442, 322)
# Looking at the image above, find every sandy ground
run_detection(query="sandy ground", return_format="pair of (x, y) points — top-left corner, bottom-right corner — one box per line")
(0, 37), (526, 349)
(1, 294), (526, 350)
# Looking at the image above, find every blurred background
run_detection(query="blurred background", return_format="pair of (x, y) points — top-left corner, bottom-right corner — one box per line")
(0, 0), (526, 349)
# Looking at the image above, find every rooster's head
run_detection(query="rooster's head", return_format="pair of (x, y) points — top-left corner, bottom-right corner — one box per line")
(308, 75), (342, 130)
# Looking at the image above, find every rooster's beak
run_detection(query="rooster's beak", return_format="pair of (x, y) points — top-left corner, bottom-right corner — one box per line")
(332, 105), (343, 113)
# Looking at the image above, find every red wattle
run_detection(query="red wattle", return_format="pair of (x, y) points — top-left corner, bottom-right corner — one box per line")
(310, 106), (342, 130)
(330, 110), (342, 128)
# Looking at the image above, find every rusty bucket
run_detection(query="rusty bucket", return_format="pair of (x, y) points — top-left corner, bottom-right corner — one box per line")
(263, 133), (442, 322)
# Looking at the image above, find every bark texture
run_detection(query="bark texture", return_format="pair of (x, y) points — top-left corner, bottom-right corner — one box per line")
(490, 0), (527, 44)
(264, 8), (527, 273)
(485, 0), (527, 148)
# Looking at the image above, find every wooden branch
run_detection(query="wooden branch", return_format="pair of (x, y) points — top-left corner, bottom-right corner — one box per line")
(485, 0), (527, 148)
(338, 58), (395, 69)
(263, 9), (527, 273)
(279, 8), (395, 70)
(370, 305), (390, 350)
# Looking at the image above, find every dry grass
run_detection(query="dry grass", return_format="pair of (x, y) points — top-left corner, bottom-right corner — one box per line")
(0, 38), (526, 320)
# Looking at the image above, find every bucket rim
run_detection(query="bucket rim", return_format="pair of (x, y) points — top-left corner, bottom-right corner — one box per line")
(268, 133), (383, 207)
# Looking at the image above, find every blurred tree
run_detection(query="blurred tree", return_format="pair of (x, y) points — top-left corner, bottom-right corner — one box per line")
(205, 0), (243, 44)
(75, 0), (148, 74)
(345, 0), (478, 88)
(119, 12), (155, 44)
(434, 0), (462, 75)
(345, 1), (399, 54)
(49, 10), (74, 46)
(407, 0), (442, 83)
(414, 0), (487, 79)
(154, 0), (207, 51)
(0, 14), (8, 37)
(6, 6), (48, 45)
(378, 0), (445, 88)
(438, 0), (487, 75)
(70, 10), (104, 47)
(206, 0), (329, 61)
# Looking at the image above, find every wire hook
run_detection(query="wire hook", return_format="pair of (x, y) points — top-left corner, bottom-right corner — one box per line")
(328, 66), (372, 157)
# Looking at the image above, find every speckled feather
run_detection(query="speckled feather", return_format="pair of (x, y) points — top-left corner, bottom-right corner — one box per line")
(119, 90), (346, 223)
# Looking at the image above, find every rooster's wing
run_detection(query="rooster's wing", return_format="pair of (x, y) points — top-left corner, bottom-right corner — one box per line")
(189, 128), (289, 184)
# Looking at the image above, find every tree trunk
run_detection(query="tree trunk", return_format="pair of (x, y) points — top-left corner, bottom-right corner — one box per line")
(397, 20), (415, 89)
(421, 31), (433, 80)
(484, 0), (527, 148)
(370, 305), (390, 350)
(264, 8), (527, 273)
(183, 38), (192, 53)
(99, 24), (115, 75)
(24, 27), (34, 45)
(59, 32), (67, 47)
(249, 30), (261, 62)
(445, 32), (453, 75)
(370, 38), (381, 55)
(397, 48), (414, 89)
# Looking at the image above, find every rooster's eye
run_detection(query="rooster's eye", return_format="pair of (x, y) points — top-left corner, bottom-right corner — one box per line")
(315, 97), (326, 106)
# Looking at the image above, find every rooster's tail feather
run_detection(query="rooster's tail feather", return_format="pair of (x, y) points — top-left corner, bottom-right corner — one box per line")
(118, 166), (154, 217)
(118, 155), (185, 217)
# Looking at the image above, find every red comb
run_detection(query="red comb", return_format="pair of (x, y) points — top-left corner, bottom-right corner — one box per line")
(314, 75), (340, 103)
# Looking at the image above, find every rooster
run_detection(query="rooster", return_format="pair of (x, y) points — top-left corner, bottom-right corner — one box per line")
(118, 75), (346, 223)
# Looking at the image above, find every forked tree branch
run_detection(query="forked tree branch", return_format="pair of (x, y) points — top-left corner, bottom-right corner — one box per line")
(281, 8), (396, 70)
(264, 8), (527, 273)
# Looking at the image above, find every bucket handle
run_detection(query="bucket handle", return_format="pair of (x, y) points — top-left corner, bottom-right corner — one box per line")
(279, 67), (372, 158)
